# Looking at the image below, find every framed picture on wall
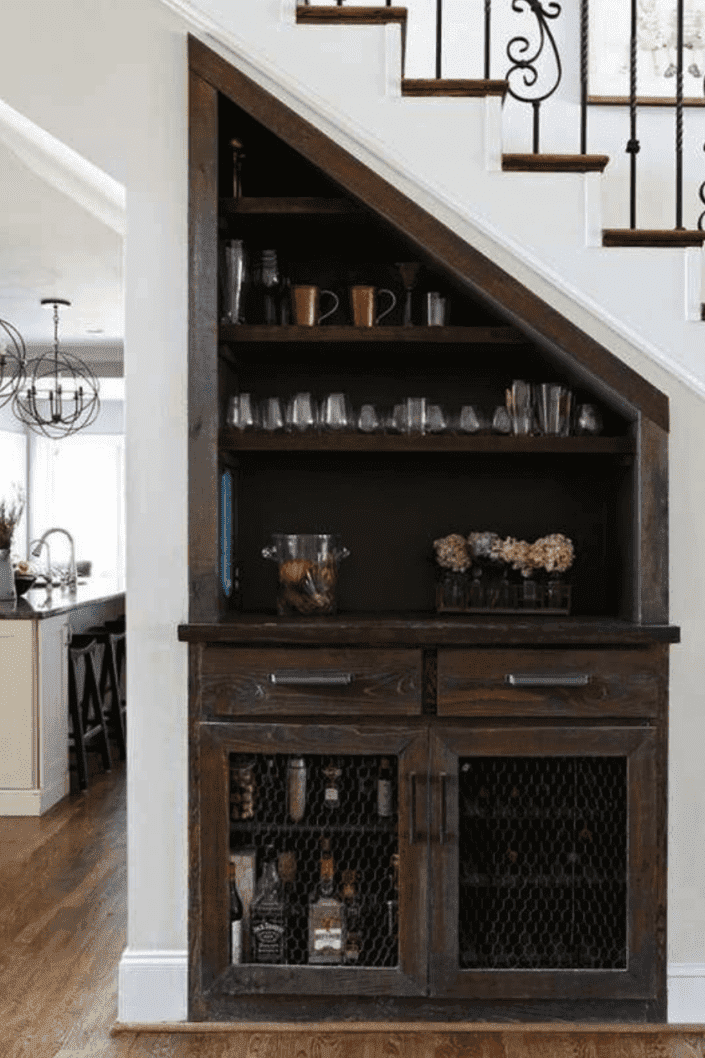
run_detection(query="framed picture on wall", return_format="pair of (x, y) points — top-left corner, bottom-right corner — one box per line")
(588, 0), (705, 105)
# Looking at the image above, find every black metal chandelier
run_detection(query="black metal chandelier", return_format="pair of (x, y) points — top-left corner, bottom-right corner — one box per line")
(13, 299), (100, 438)
(0, 317), (26, 410)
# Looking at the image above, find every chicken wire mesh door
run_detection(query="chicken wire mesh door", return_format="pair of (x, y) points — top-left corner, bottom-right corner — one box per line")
(228, 751), (401, 969)
(457, 756), (628, 971)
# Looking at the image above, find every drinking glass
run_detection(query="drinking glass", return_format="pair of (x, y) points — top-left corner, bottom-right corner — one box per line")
(508, 379), (533, 435)
(426, 292), (449, 326)
(285, 392), (318, 432)
(358, 404), (381, 433)
(406, 397), (427, 434)
(226, 393), (258, 429)
(260, 396), (285, 432)
(574, 403), (603, 436)
(426, 404), (447, 433)
(320, 393), (353, 431)
(458, 405), (484, 433)
(491, 406), (512, 434)
(536, 383), (573, 436)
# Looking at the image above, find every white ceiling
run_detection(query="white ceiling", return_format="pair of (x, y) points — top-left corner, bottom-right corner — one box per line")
(0, 143), (124, 374)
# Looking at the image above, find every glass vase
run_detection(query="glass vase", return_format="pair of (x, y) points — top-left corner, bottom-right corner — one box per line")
(0, 549), (17, 603)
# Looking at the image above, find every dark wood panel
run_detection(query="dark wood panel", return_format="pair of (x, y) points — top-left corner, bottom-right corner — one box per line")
(178, 614), (681, 646)
(201, 646), (423, 715)
(295, 6), (407, 25)
(188, 36), (669, 431)
(189, 71), (220, 623)
(603, 229), (705, 247)
(219, 324), (524, 343)
(638, 419), (669, 624)
(437, 647), (664, 717)
(221, 197), (362, 215)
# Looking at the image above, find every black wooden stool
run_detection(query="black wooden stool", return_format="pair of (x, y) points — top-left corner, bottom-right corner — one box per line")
(85, 620), (126, 760)
(68, 635), (113, 791)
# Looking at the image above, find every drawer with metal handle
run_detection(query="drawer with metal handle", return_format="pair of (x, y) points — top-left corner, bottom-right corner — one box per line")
(437, 647), (663, 718)
(200, 646), (423, 716)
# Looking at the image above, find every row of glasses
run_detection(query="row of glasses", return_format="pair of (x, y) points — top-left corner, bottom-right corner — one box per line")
(226, 393), (603, 435)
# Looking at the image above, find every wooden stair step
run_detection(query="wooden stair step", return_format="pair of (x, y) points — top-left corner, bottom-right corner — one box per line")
(603, 229), (705, 247)
(502, 154), (610, 173)
(296, 6), (407, 26)
(402, 78), (507, 98)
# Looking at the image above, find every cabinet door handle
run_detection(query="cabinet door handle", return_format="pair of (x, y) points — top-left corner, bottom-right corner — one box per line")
(268, 671), (354, 687)
(505, 673), (591, 688)
(439, 772), (448, 845)
(409, 772), (418, 845)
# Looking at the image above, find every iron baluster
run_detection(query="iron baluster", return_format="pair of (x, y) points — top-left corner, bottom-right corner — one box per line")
(626, 0), (640, 229)
(505, 0), (563, 155)
(484, 0), (492, 79)
(436, 0), (443, 78)
(675, 0), (684, 229)
(700, 75), (705, 231)
(580, 0), (588, 154)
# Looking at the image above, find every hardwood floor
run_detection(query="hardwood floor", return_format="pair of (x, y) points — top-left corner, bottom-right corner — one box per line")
(1, 763), (704, 1058)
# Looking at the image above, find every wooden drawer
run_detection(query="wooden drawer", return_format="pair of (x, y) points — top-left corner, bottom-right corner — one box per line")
(200, 647), (423, 716)
(437, 648), (663, 718)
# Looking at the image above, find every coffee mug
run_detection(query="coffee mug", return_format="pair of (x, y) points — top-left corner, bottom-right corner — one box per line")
(350, 285), (397, 327)
(292, 285), (340, 326)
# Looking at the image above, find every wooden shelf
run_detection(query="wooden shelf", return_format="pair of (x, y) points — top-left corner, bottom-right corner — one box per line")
(219, 324), (525, 344)
(502, 154), (610, 174)
(220, 429), (635, 455)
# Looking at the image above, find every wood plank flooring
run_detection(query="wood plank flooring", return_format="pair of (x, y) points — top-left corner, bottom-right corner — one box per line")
(2, 762), (704, 1057)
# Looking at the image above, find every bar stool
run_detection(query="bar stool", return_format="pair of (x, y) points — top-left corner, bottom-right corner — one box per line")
(85, 619), (126, 760)
(68, 635), (113, 791)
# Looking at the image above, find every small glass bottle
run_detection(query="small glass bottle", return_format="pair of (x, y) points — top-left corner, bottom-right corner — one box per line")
(340, 868), (362, 964)
(260, 249), (281, 325)
(308, 837), (346, 964)
(323, 759), (342, 810)
(229, 852), (244, 965)
(251, 845), (286, 964)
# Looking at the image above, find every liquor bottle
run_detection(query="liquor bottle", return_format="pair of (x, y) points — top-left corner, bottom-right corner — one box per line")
(377, 757), (393, 818)
(322, 759), (342, 810)
(287, 757), (307, 823)
(251, 845), (286, 964)
(229, 853), (244, 964)
(259, 249), (282, 326)
(386, 853), (399, 941)
(308, 837), (346, 964)
(340, 868), (362, 964)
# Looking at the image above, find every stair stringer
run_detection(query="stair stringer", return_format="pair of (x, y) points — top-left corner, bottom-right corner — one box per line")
(164, 0), (705, 403)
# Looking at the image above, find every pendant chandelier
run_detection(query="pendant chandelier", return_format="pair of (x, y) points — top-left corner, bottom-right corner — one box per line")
(0, 317), (26, 409)
(13, 299), (100, 438)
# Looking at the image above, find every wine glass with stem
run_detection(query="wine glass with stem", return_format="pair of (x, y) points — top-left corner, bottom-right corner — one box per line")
(395, 262), (421, 327)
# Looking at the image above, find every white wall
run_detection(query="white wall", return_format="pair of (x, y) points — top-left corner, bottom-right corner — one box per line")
(3, 0), (705, 1023)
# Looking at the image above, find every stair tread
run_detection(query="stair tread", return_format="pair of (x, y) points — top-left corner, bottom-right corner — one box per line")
(296, 6), (407, 23)
(402, 78), (507, 98)
(603, 229), (705, 247)
(503, 154), (610, 173)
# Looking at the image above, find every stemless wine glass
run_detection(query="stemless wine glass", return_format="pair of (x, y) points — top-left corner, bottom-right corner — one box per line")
(320, 393), (354, 431)
(285, 392), (318, 432)
(226, 393), (259, 430)
(260, 396), (285, 432)
(358, 404), (381, 433)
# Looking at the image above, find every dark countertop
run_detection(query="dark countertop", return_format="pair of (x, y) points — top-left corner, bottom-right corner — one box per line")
(0, 578), (126, 622)
(178, 613), (681, 647)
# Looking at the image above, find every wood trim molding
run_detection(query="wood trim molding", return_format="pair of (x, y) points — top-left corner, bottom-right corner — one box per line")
(189, 36), (668, 431)
(502, 154), (610, 173)
(402, 79), (507, 98)
(603, 229), (705, 248)
(295, 6), (407, 26)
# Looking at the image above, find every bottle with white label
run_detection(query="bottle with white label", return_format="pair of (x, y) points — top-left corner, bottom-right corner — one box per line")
(322, 759), (342, 810)
(229, 853), (243, 964)
(308, 836), (345, 964)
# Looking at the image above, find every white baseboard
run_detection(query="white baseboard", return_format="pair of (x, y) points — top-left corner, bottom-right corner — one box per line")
(669, 963), (705, 1023)
(118, 949), (188, 1023)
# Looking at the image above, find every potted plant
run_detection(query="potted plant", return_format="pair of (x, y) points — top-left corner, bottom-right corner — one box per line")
(0, 486), (25, 602)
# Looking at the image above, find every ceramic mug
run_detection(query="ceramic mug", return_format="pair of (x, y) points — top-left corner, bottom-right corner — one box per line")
(350, 285), (397, 327)
(292, 285), (339, 326)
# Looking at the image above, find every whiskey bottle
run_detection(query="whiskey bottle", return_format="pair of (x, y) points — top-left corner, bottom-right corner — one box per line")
(308, 837), (346, 964)
(322, 759), (342, 810)
(251, 845), (286, 964)
(340, 868), (362, 964)
(229, 853), (244, 965)
(377, 757), (393, 818)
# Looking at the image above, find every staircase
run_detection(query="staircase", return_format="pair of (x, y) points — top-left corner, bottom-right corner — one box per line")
(165, 0), (705, 398)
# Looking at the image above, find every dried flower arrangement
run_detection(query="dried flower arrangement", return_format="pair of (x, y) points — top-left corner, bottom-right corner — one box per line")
(0, 486), (24, 551)
(436, 530), (574, 577)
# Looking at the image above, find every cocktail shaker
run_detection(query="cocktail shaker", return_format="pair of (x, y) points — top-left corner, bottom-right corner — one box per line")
(222, 240), (248, 324)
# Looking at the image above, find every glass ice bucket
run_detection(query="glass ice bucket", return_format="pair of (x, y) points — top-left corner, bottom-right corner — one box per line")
(262, 533), (350, 615)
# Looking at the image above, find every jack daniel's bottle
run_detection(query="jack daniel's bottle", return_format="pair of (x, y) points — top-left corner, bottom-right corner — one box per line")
(308, 837), (345, 964)
(251, 845), (286, 964)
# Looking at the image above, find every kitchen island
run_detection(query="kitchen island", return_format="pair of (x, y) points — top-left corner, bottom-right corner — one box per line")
(0, 578), (125, 815)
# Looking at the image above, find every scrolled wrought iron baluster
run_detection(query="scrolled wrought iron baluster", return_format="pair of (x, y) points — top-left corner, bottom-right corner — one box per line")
(580, 0), (588, 154)
(484, 0), (492, 79)
(675, 0), (684, 229)
(436, 0), (443, 78)
(626, 0), (640, 229)
(505, 0), (563, 155)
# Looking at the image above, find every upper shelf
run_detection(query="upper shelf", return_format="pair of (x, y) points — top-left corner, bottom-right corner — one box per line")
(219, 325), (525, 344)
(221, 196), (363, 216)
(220, 429), (635, 454)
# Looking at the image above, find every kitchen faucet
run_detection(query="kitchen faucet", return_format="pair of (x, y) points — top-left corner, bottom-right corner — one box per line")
(31, 528), (77, 589)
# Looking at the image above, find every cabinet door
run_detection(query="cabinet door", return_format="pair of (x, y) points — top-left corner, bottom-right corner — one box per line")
(429, 725), (661, 1001)
(198, 721), (429, 999)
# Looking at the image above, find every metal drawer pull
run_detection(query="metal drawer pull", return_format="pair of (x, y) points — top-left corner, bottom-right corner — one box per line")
(268, 671), (354, 687)
(505, 673), (591, 688)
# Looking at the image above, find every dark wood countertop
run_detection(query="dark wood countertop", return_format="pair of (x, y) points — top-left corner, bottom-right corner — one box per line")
(0, 578), (125, 622)
(178, 613), (680, 647)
